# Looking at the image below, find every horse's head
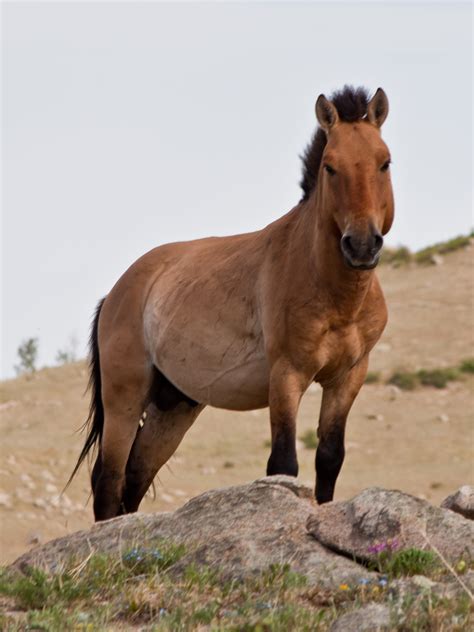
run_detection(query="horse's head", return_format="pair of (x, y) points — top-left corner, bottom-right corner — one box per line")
(315, 88), (394, 270)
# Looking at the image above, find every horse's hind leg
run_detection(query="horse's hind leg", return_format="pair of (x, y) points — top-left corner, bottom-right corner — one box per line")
(93, 363), (152, 521)
(122, 400), (204, 513)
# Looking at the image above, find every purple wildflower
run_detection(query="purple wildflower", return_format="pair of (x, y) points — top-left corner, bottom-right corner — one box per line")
(368, 541), (387, 555)
(368, 538), (400, 555)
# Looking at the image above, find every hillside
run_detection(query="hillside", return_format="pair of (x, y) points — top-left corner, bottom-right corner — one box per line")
(1, 245), (473, 565)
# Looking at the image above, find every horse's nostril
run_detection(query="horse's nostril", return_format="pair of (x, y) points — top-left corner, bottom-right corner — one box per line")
(373, 232), (384, 253)
(341, 234), (354, 255)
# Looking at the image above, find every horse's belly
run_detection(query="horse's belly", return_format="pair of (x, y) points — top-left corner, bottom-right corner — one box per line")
(159, 344), (270, 410)
(147, 315), (270, 410)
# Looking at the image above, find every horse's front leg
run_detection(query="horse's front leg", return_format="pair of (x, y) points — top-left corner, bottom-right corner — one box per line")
(266, 361), (308, 478)
(316, 356), (369, 504)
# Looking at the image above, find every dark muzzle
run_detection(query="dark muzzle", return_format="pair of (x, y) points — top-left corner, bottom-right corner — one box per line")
(340, 230), (383, 270)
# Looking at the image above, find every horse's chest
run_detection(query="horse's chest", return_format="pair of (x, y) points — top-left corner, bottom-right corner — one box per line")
(315, 325), (366, 379)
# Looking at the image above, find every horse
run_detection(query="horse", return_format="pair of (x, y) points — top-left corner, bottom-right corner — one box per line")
(69, 85), (394, 522)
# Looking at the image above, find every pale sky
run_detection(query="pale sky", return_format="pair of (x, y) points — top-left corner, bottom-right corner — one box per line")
(1, 1), (472, 378)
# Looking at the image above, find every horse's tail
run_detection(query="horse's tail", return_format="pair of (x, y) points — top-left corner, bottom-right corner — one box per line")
(66, 297), (106, 488)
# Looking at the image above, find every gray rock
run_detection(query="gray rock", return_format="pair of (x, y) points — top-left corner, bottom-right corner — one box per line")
(27, 532), (42, 546)
(0, 492), (12, 508)
(430, 254), (444, 265)
(393, 570), (474, 602)
(307, 487), (474, 564)
(330, 603), (391, 631)
(441, 485), (474, 520)
(11, 476), (374, 588)
(410, 574), (437, 590)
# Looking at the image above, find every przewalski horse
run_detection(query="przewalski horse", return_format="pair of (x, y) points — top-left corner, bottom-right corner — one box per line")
(70, 85), (394, 521)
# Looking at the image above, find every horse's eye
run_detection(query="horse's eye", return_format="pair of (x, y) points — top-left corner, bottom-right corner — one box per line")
(324, 164), (336, 176)
(380, 160), (391, 172)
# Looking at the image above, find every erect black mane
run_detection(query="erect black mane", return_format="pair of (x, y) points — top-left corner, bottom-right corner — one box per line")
(299, 85), (370, 201)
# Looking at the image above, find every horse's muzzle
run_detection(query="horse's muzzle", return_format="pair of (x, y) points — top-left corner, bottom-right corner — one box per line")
(340, 230), (383, 270)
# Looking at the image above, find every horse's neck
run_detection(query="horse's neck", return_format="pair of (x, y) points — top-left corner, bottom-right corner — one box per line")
(292, 200), (375, 318)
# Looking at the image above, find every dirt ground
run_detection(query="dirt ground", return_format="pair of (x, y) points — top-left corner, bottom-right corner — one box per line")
(1, 246), (473, 565)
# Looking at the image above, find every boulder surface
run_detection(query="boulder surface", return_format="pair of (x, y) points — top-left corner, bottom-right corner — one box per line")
(306, 487), (474, 564)
(441, 485), (474, 520)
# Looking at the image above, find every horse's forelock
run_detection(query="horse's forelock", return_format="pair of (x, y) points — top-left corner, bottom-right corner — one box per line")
(299, 85), (370, 201)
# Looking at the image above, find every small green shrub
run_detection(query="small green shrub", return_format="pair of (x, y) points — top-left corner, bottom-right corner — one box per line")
(14, 337), (39, 375)
(25, 605), (96, 632)
(459, 358), (474, 374)
(365, 371), (381, 384)
(417, 368), (459, 389)
(299, 429), (318, 450)
(183, 564), (219, 590)
(380, 246), (413, 266)
(367, 541), (439, 578)
(383, 548), (439, 578)
(0, 566), (86, 610)
(260, 563), (307, 591)
(388, 371), (419, 391)
(121, 542), (185, 575)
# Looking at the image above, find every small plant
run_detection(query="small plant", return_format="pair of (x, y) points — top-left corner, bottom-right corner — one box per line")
(0, 566), (85, 610)
(183, 564), (219, 591)
(388, 370), (419, 391)
(365, 371), (381, 384)
(14, 337), (39, 375)
(299, 429), (318, 450)
(122, 542), (185, 575)
(459, 358), (474, 374)
(367, 540), (439, 578)
(417, 368), (459, 389)
(55, 334), (79, 365)
(261, 563), (307, 591)
(380, 245), (413, 266)
(386, 549), (438, 578)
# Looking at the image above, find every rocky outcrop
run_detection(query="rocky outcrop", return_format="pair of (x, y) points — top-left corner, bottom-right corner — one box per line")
(12, 478), (473, 594)
(12, 477), (373, 588)
(441, 485), (474, 520)
(306, 487), (474, 564)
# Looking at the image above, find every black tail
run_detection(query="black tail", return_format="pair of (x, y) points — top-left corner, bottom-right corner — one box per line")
(66, 297), (106, 487)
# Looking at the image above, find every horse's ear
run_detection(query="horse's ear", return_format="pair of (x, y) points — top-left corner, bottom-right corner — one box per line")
(315, 94), (339, 133)
(367, 88), (389, 128)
